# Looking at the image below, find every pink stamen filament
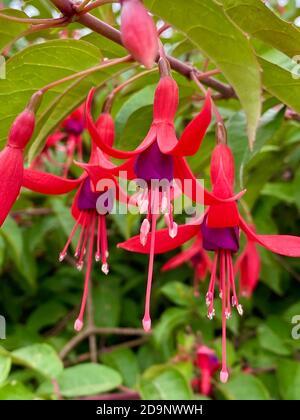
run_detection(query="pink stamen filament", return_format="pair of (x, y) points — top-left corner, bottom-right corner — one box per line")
(75, 212), (88, 257)
(74, 212), (96, 332)
(100, 215), (109, 274)
(59, 213), (83, 260)
(77, 212), (92, 270)
(95, 214), (101, 261)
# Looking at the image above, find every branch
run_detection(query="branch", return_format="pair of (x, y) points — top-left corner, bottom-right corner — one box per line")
(50, 0), (235, 98)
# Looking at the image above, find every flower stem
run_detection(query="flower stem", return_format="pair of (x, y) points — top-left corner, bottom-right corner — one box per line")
(77, 0), (118, 15)
(0, 12), (67, 25)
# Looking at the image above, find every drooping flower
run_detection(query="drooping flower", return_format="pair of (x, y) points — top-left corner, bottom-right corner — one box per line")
(30, 106), (85, 176)
(0, 94), (41, 226)
(119, 142), (300, 382)
(84, 71), (243, 332)
(234, 229), (261, 297)
(192, 345), (220, 396)
(120, 0), (158, 68)
(161, 232), (212, 296)
(22, 112), (127, 332)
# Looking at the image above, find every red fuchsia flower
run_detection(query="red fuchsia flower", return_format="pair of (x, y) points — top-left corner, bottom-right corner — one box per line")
(120, 0), (158, 68)
(120, 142), (300, 382)
(234, 229), (261, 298)
(30, 106), (85, 176)
(83, 71), (244, 332)
(0, 94), (41, 226)
(161, 232), (212, 297)
(22, 113), (128, 332)
(192, 345), (220, 396)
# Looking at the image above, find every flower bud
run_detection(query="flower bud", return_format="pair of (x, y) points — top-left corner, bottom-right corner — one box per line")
(8, 109), (35, 150)
(120, 0), (158, 68)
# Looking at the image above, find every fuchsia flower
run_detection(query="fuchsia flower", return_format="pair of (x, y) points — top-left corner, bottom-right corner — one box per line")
(234, 230), (261, 297)
(83, 74), (245, 332)
(119, 142), (300, 382)
(30, 106), (85, 176)
(22, 112), (128, 332)
(192, 345), (220, 396)
(120, 0), (158, 68)
(0, 101), (37, 226)
(161, 232), (212, 296)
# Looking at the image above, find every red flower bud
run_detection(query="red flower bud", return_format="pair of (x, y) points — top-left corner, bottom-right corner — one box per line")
(8, 109), (35, 150)
(0, 109), (35, 226)
(120, 0), (158, 68)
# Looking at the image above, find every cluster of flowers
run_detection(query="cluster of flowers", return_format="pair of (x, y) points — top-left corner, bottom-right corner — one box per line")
(1, 0), (300, 383)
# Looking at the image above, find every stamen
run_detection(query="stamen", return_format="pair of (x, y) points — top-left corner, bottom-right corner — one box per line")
(95, 214), (101, 262)
(228, 252), (243, 316)
(76, 212), (91, 270)
(59, 213), (82, 261)
(100, 215), (109, 274)
(74, 212), (88, 257)
(140, 218), (150, 245)
(74, 212), (96, 332)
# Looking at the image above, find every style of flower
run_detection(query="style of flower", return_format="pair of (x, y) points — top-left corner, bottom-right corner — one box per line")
(119, 142), (300, 382)
(30, 106), (85, 176)
(161, 232), (212, 297)
(192, 345), (220, 396)
(234, 229), (261, 297)
(22, 112), (127, 332)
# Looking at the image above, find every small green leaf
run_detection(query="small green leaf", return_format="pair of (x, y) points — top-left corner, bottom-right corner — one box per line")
(0, 381), (36, 400)
(139, 367), (193, 400)
(0, 9), (29, 52)
(161, 281), (194, 307)
(219, 373), (270, 400)
(277, 360), (300, 400)
(0, 355), (11, 384)
(12, 344), (63, 379)
(101, 348), (139, 388)
(38, 363), (122, 398)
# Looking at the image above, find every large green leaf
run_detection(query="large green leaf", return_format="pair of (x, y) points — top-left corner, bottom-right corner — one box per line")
(38, 363), (122, 397)
(0, 381), (36, 400)
(12, 344), (63, 379)
(221, 0), (300, 58)
(146, 0), (261, 145)
(101, 348), (139, 388)
(0, 355), (11, 384)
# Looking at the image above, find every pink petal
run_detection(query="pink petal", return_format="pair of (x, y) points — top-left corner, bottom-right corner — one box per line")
(23, 169), (83, 194)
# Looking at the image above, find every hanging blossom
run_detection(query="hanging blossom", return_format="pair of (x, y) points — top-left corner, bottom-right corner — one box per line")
(234, 229), (261, 297)
(161, 232), (212, 297)
(192, 345), (220, 396)
(120, 0), (158, 68)
(119, 141), (300, 382)
(0, 92), (41, 226)
(30, 105), (85, 176)
(22, 112), (130, 332)
(82, 63), (244, 332)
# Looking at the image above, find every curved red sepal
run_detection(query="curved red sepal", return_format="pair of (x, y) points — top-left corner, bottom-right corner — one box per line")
(86, 88), (156, 159)
(239, 215), (300, 257)
(0, 147), (23, 226)
(23, 169), (83, 194)
(118, 223), (199, 255)
(235, 236), (260, 297)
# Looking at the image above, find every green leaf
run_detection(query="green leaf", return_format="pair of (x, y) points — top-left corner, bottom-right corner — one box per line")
(93, 281), (121, 327)
(0, 9), (29, 52)
(258, 324), (291, 356)
(12, 344), (63, 379)
(219, 373), (270, 400)
(101, 348), (139, 388)
(38, 363), (122, 398)
(27, 301), (67, 333)
(0, 355), (11, 384)
(50, 198), (77, 252)
(0, 381), (36, 400)
(221, 0), (300, 58)
(139, 367), (193, 400)
(259, 57), (300, 114)
(277, 360), (300, 400)
(146, 0), (261, 145)
(161, 281), (194, 307)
